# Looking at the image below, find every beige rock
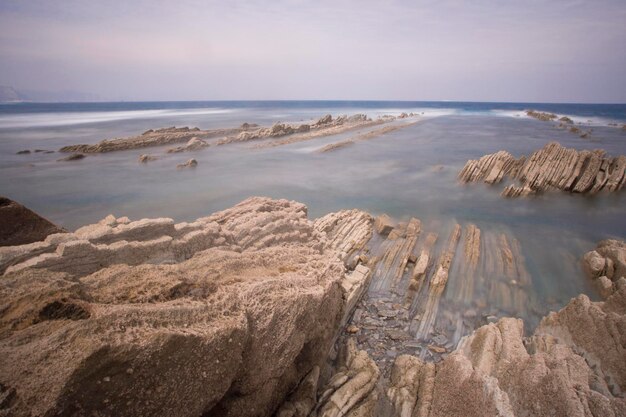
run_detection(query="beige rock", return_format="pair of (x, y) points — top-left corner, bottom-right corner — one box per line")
(459, 142), (626, 197)
(138, 154), (157, 163)
(374, 214), (395, 235)
(176, 158), (198, 169)
(0, 198), (374, 417)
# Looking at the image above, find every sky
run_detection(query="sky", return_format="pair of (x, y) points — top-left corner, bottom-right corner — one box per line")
(0, 0), (625, 103)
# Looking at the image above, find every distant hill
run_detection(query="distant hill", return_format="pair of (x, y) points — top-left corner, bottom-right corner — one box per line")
(0, 85), (23, 102)
(0, 85), (102, 102)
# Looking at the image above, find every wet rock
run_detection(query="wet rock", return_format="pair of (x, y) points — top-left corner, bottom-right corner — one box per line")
(374, 214), (395, 236)
(526, 109), (557, 121)
(57, 153), (85, 162)
(60, 126), (241, 153)
(167, 137), (209, 153)
(138, 154), (158, 163)
(16, 150), (30, 155)
(176, 158), (197, 169)
(559, 116), (574, 124)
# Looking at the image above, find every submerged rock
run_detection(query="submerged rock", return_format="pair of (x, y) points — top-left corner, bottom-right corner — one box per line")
(176, 158), (197, 169)
(57, 153), (85, 162)
(459, 142), (626, 197)
(138, 154), (158, 163)
(0, 196), (65, 247)
(167, 137), (209, 153)
(16, 150), (30, 155)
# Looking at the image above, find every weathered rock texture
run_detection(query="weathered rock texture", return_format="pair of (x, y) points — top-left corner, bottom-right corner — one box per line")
(316, 122), (419, 153)
(459, 142), (626, 197)
(582, 239), (626, 299)
(0, 196), (65, 247)
(59, 126), (246, 153)
(0, 197), (374, 417)
(385, 279), (626, 416)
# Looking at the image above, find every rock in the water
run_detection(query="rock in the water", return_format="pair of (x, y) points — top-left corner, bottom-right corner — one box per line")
(167, 137), (209, 153)
(459, 142), (626, 197)
(375, 214), (395, 235)
(138, 154), (158, 163)
(0, 197), (374, 417)
(582, 240), (625, 285)
(16, 150), (30, 155)
(526, 109), (557, 121)
(176, 158), (197, 169)
(57, 153), (85, 162)
(0, 196), (65, 247)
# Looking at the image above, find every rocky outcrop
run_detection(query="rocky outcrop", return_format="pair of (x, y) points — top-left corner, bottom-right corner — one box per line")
(138, 154), (158, 163)
(526, 110), (557, 121)
(167, 137), (209, 153)
(582, 239), (626, 298)
(218, 114), (376, 148)
(385, 282), (626, 416)
(176, 158), (197, 169)
(59, 126), (243, 153)
(459, 142), (626, 197)
(0, 197), (374, 417)
(0, 196), (65, 247)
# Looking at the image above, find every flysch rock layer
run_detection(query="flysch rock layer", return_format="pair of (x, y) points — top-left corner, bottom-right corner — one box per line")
(59, 126), (249, 153)
(458, 141), (626, 197)
(381, 243), (626, 417)
(0, 197), (374, 417)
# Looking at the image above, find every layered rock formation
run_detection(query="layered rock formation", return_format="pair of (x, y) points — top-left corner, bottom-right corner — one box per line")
(316, 122), (419, 153)
(458, 142), (626, 197)
(59, 126), (245, 153)
(384, 278), (626, 417)
(0, 196), (65, 247)
(0, 197), (374, 417)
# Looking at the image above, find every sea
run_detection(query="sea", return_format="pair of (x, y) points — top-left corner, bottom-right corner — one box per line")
(1, 100), (625, 330)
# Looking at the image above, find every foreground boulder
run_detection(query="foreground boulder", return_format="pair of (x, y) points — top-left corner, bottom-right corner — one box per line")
(0, 196), (65, 247)
(459, 142), (626, 197)
(0, 197), (373, 417)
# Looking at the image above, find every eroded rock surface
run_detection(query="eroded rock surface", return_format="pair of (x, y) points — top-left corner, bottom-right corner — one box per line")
(385, 282), (626, 416)
(459, 142), (626, 197)
(59, 126), (242, 153)
(0, 197), (374, 417)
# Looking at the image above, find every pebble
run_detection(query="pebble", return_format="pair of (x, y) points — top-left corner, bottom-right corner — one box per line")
(346, 325), (359, 334)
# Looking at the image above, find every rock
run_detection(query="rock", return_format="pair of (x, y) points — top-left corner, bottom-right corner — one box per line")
(57, 153), (85, 162)
(315, 338), (380, 417)
(559, 116), (574, 124)
(60, 126), (242, 153)
(16, 150), (30, 155)
(346, 325), (359, 334)
(459, 142), (626, 197)
(0, 197), (374, 417)
(596, 276), (614, 299)
(138, 154), (158, 163)
(167, 137), (209, 153)
(583, 240), (626, 288)
(583, 250), (606, 278)
(526, 109), (557, 121)
(385, 278), (626, 417)
(374, 214), (395, 235)
(314, 114), (333, 126)
(427, 345), (446, 353)
(176, 158), (197, 169)
(0, 196), (65, 247)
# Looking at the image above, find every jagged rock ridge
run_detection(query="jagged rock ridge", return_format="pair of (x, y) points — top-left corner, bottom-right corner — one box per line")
(458, 142), (626, 197)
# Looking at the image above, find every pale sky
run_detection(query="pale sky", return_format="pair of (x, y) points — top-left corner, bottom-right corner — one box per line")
(0, 0), (625, 102)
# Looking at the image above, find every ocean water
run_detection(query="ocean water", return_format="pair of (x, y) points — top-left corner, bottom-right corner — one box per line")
(1, 100), (625, 336)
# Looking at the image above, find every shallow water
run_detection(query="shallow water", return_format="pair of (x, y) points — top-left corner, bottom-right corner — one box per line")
(1, 100), (625, 347)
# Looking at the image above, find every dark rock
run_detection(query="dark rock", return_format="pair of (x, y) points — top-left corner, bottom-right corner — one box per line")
(0, 196), (65, 246)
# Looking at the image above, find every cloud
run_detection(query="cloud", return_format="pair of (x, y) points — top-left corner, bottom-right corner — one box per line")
(0, 0), (624, 102)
